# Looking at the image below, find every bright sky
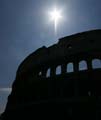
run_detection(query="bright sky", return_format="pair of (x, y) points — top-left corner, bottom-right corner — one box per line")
(0, 0), (101, 114)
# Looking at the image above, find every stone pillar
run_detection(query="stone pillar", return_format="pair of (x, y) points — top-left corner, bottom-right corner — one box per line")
(87, 58), (92, 70)
(42, 69), (47, 77)
(61, 64), (67, 74)
(50, 66), (56, 77)
(74, 61), (79, 72)
(73, 61), (79, 96)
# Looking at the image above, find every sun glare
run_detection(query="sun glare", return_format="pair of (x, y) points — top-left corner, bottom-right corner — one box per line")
(49, 7), (62, 33)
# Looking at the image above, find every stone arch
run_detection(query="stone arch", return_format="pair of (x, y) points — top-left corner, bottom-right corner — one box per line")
(38, 71), (42, 76)
(92, 58), (101, 69)
(67, 62), (74, 73)
(56, 65), (61, 75)
(79, 60), (87, 71)
(46, 68), (51, 77)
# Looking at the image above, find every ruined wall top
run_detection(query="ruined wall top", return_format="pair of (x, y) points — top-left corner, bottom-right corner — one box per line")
(17, 29), (101, 75)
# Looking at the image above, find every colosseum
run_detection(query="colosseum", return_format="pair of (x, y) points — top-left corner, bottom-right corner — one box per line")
(1, 29), (101, 120)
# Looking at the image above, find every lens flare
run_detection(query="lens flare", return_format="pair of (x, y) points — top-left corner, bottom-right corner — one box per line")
(49, 7), (62, 34)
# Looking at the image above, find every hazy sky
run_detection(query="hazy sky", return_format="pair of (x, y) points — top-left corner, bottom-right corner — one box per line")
(0, 0), (101, 113)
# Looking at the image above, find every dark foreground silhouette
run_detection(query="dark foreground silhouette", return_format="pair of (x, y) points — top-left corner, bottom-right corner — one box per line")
(1, 29), (101, 120)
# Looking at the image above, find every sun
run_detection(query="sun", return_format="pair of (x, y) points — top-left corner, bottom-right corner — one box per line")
(49, 7), (62, 33)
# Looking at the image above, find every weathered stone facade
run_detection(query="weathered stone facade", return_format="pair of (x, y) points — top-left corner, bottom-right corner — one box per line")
(1, 29), (101, 120)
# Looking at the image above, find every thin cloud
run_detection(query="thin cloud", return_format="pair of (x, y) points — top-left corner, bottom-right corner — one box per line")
(0, 88), (12, 93)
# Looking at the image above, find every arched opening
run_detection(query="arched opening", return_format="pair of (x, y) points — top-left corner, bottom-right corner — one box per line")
(38, 71), (42, 76)
(67, 63), (74, 73)
(67, 44), (72, 49)
(92, 59), (101, 69)
(56, 65), (61, 75)
(79, 60), (87, 71)
(46, 68), (51, 77)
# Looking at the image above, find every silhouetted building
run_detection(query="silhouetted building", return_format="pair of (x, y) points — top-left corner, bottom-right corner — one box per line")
(1, 29), (101, 120)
